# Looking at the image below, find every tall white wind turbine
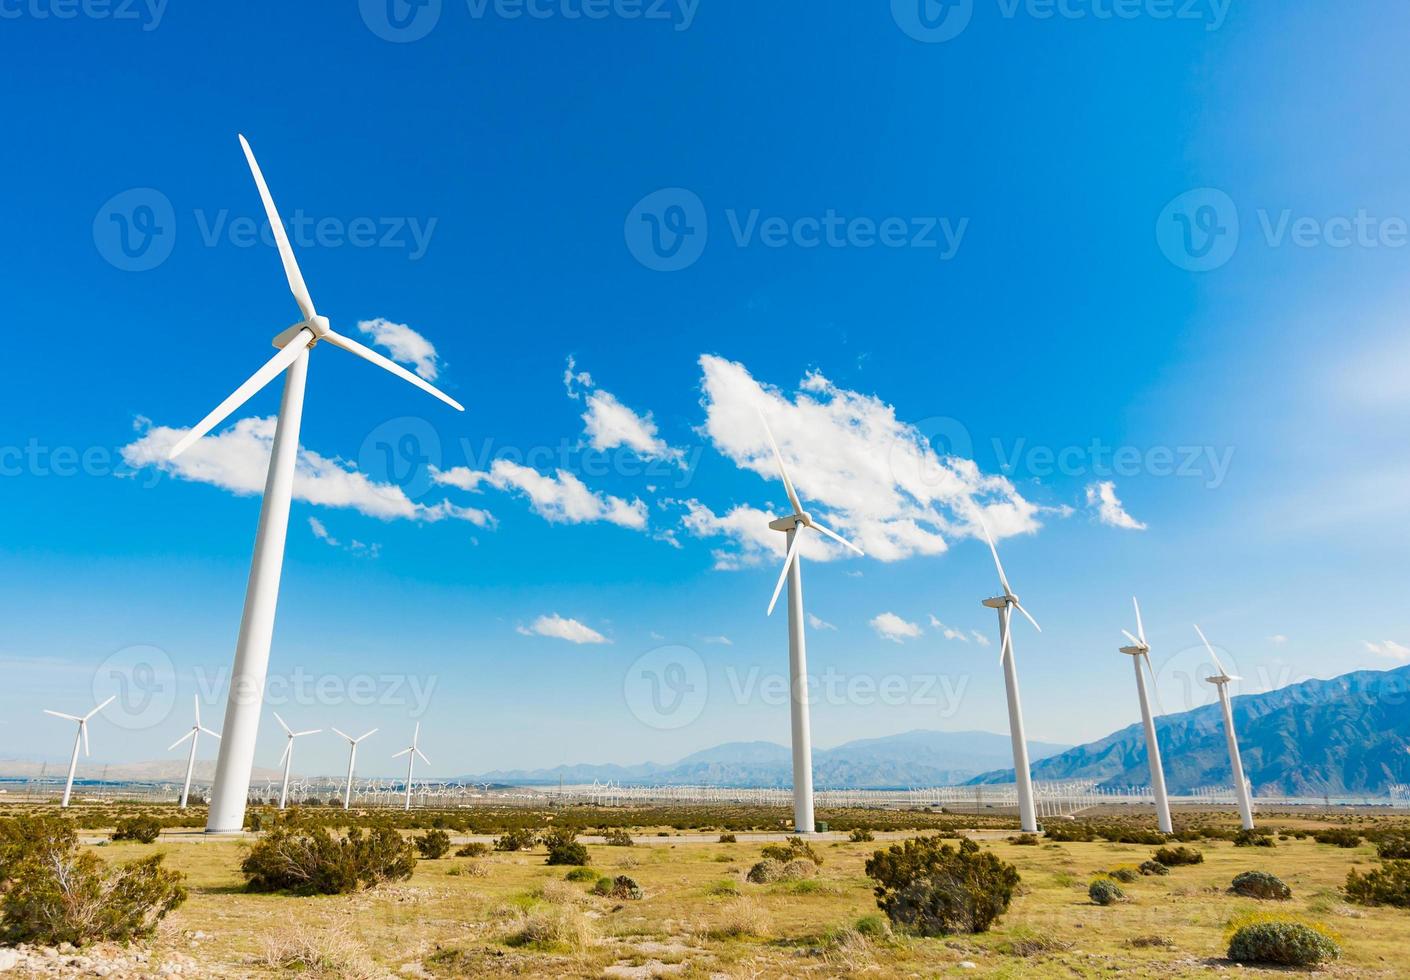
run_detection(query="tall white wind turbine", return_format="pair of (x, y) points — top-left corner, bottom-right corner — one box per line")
(42, 695), (115, 808)
(168, 696), (222, 810)
(273, 712), (320, 810)
(1194, 624), (1255, 830)
(758, 410), (864, 834)
(1119, 598), (1172, 833)
(332, 727), (377, 810)
(169, 135), (464, 834)
(392, 722), (430, 811)
(977, 519), (1042, 833)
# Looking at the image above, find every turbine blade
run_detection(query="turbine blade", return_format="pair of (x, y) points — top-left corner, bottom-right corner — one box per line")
(193, 695), (201, 728)
(756, 408), (804, 516)
(238, 134), (317, 322)
(416, 748), (430, 764)
(278, 741), (291, 766)
(81, 722), (90, 757)
(199, 727), (221, 739)
(1121, 629), (1141, 647)
(295, 729), (321, 738)
(273, 711), (291, 735)
(356, 728), (378, 743)
(321, 329), (464, 412)
(86, 695), (117, 721)
(808, 519), (865, 557)
(331, 727), (351, 742)
(1193, 623), (1226, 676)
(976, 516), (1014, 598)
(1142, 651), (1162, 708)
(392, 747), (412, 758)
(997, 608), (1013, 666)
(168, 329), (314, 459)
(766, 532), (804, 616)
(1014, 601), (1041, 633)
(44, 710), (82, 722)
(168, 730), (196, 751)
(1132, 596), (1146, 646)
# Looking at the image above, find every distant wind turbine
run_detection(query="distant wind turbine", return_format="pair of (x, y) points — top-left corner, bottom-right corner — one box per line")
(273, 712), (321, 810)
(977, 519), (1042, 834)
(392, 723), (430, 811)
(168, 135), (464, 835)
(43, 695), (115, 808)
(1195, 624), (1255, 830)
(332, 728), (378, 810)
(168, 696), (221, 810)
(758, 409), (864, 834)
(1119, 598), (1172, 833)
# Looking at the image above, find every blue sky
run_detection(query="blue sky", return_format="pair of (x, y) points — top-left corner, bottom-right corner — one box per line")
(3, 1), (1409, 778)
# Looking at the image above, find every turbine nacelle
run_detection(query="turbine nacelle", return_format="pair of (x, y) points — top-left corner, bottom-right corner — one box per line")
(272, 316), (331, 349)
(768, 512), (811, 532)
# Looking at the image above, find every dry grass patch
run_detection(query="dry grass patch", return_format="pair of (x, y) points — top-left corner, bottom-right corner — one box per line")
(701, 896), (772, 939)
(258, 923), (380, 979)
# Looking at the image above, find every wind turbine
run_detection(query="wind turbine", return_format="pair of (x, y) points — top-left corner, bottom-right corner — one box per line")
(168, 135), (464, 834)
(332, 728), (377, 810)
(976, 519), (1042, 834)
(392, 722), (430, 811)
(43, 695), (115, 808)
(1119, 598), (1172, 833)
(168, 696), (222, 810)
(273, 712), (321, 810)
(758, 410), (864, 834)
(1194, 625), (1255, 830)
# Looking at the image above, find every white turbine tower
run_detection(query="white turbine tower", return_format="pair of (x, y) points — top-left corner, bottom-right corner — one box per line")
(43, 695), (115, 808)
(273, 712), (321, 810)
(758, 410), (864, 834)
(169, 135), (464, 834)
(332, 728), (377, 810)
(392, 723), (430, 811)
(1119, 598), (1172, 833)
(168, 696), (222, 810)
(1195, 624), (1255, 830)
(977, 520), (1042, 834)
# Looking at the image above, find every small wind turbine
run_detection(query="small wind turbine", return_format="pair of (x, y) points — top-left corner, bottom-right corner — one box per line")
(169, 135), (464, 834)
(1195, 625), (1255, 830)
(168, 696), (222, 810)
(43, 695), (115, 808)
(977, 519), (1042, 834)
(392, 723), (430, 811)
(332, 728), (377, 810)
(758, 409), (864, 834)
(273, 712), (321, 810)
(1119, 598), (1172, 833)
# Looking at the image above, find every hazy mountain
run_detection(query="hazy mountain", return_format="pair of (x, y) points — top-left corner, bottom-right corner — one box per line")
(465, 730), (1070, 788)
(967, 664), (1410, 796)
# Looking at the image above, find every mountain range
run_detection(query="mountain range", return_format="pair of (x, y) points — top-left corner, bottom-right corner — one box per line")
(968, 664), (1410, 796)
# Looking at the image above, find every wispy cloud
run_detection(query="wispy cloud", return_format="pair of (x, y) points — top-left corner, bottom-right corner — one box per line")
(1085, 480), (1147, 530)
(357, 318), (442, 380)
(870, 612), (922, 644)
(1267, 634), (1289, 645)
(309, 517), (381, 558)
(517, 614), (610, 645)
(807, 613), (837, 631)
(564, 356), (682, 464)
(701, 635), (733, 646)
(1364, 639), (1410, 662)
(971, 630), (991, 647)
(929, 615), (969, 642)
(434, 460), (647, 530)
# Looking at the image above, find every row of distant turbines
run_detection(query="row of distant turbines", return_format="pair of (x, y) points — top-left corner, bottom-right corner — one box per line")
(45, 134), (1256, 836)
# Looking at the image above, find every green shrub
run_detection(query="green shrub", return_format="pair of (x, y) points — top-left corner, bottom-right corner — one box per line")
(761, 836), (822, 866)
(747, 859), (784, 883)
(1108, 865), (1139, 883)
(564, 867), (598, 882)
(1313, 829), (1361, 848)
(864, 836), (1019, 936)
(240, 821), (416, 895)
(1153, 845), (1203, 866)
(1374, 834), (1410, 860)
(1139, 860), (1169, 876)
(415, 829), (451, 859)
(1345, 860), (1410, 908)
(849, 828), (875, 843)
(1088, 878), (1124, 906)
(1230, 871), (1291, 900)
(0, 815), (186, 945)
(1010, 833), (1039, 846)
(494, 828), (539, 852)
(1233, 828), (1275, 848)
(544, 829), (590, 867)
(111, 815), (162, 844)
(603, 828), (635, 847)
(1227, 920), (1339, 966)
(455, 841), (490, 858)
(592, 874), (642, 900)
(718, 833), (737, 844)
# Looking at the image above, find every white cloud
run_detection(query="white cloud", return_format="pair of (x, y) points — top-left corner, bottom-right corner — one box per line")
(309, 516), (338, 546)
(702, 635), (733, 646)
(357, 318), (441, 381)
(517, 614), (609, 645)
(807, 613), (837, 631)
(929, 615), (969, 642)
(688, 355), (1042, 565)
(678, 499), (838, 570)
(433, 460), (647, 530)
(1364, 639), (1410, 662)
(1268, 634), (1289, 645)
(971, 630), (991, 647)
(563, 356), (682, 464)
(870, 612), (922, 644)
(1084, 481), (1147, 530)
(121, 417), (493, 527)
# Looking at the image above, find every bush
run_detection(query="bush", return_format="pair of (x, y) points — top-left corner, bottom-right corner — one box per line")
(544, 829), (590, 867)
(865, 836), (1019, 936)
(1374, 834), (1410, 860)
(1153, 845), (1203, 866)
(747, 859), (784, 883)
(1108, 865), (1139, 883)
(0, 815), (186, 945)
(494, 828), (539, 852)
(1313, 829), (1361, 848)
(455, 841), (490, 858)
(240, 821), (416, 895)
(1230, 871), (1291, 900)
(564, 867), (598, 882)
(718, 833), (737, 844)
(1233, 828), (1275, 848)
(1089, 878), (1125, 906)
(592, 874), (642, 900)
(1345, 860), (1410, 908)
(415, 829), (451, 859)
(1139, 860), (1169, 876)
(761, 836), (822, 866)
(780, 858), (818, 881)
(1011, 833), (1040, 846)
(849, 828), (875, 843)
(111, 815), (162, 844)
(1227, 920), (1339, 966)
(603, 828), (635, 847)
